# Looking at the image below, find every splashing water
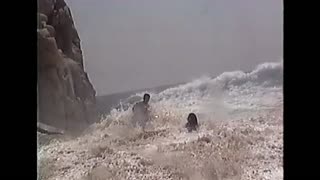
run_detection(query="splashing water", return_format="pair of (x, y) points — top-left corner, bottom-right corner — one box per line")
(38, 61), (283, 180)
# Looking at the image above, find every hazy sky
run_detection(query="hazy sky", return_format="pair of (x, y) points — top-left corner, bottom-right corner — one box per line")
(66, 0), (283, 95)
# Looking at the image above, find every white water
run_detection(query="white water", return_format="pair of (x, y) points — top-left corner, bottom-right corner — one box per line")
(38, 61), (283, 180)
(118, 60), (283, 123)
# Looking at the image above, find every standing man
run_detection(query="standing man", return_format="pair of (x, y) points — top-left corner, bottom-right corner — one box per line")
(132, 93), (151, 131)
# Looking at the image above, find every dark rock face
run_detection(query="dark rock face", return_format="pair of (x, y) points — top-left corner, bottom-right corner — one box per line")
(38, 0), (97, 134)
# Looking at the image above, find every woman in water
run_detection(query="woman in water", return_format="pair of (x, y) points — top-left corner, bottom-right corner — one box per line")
(185, 113), (198, 132)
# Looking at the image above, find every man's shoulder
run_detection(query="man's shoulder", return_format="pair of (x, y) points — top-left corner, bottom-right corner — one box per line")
(134, 101), (144, 106)
(133, 101), (144, 109)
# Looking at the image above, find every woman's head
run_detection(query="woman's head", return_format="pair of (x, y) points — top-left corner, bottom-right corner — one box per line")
(187, 113), (197, 123)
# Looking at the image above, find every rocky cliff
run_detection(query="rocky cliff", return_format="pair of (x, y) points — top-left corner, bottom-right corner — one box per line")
(37, 0), (97, 134)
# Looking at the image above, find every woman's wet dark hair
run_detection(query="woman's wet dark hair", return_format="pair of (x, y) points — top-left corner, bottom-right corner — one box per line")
(187, 113), (197, 123)
(186, 113), (198, 132)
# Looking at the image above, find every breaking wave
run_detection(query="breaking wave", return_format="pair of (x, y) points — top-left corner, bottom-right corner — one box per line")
(113, 61), (283, 123)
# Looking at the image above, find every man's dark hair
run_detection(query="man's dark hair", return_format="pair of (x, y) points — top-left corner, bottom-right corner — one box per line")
(143, 93), (150, 102)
